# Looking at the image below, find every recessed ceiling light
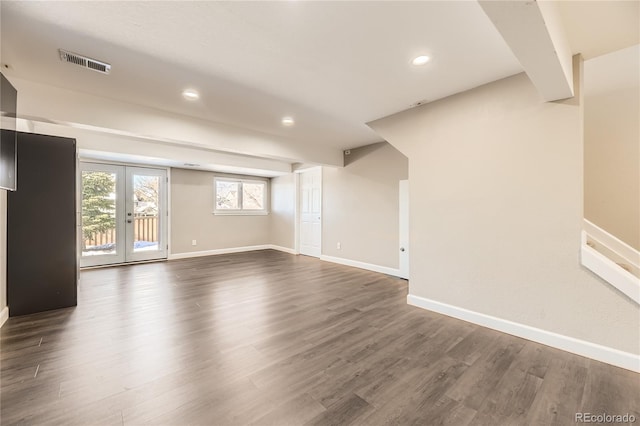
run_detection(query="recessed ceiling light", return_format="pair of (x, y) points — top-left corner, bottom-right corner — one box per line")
(182, 89), (199, 100)
(281, 116), (295, 126)
(184, 163), (200, 167)
(412, 55), (430, 66)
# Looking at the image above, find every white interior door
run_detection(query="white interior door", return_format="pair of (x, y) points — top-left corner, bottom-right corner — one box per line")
(399, 180), (409, 279)
(80, 162), (167, 267)
(299, 168), (322, 257)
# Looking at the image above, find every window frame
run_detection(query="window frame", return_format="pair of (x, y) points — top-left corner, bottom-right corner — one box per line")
(213, 176), (269, 215)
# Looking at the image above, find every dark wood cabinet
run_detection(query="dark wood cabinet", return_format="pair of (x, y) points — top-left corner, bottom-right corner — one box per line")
(7, 132), (77, 316)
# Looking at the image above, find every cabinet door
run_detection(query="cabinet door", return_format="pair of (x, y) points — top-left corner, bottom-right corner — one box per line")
(7, 132), (77, 316)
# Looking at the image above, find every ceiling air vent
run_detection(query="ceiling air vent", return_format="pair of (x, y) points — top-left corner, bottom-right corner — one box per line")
(59, 49), (111, 74)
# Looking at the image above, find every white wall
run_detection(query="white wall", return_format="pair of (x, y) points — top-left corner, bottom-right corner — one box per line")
(266, 143), (408, 271)
(270, 174), (296, 250)
(584, 46), (640, 250)
(170, 168), (270, 254)
(369, 63), (640, 355)
(322, 142), (408, 269)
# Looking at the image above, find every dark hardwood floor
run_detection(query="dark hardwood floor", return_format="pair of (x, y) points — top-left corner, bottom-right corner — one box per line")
(1, 250), (638, 425)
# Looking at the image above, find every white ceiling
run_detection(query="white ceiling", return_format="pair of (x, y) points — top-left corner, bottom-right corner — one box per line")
(1, 1), (637, 166)
(557, 0), (640, 60)
(1, 1), (522, 152)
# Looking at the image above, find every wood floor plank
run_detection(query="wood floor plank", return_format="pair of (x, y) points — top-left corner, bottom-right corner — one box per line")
(1, 250), (638, 426)
(354, 355), (467, 425)
(250, 393), (326, 426)
(444, 333), (527, 410)
(580, 359), (640, 418)
(524, 352), (590, 425)
(305, 393), (372, 426)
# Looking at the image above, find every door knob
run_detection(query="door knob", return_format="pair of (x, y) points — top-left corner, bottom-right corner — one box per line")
(127, 219), (132, 223)
(400, 247), (405, 252)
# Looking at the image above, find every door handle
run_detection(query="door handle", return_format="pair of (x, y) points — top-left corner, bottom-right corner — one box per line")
(127, 219), (132, 223)
(400, 247), (405, 252)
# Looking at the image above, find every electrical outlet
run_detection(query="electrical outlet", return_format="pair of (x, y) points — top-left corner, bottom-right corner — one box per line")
(337, 242), (341, 250)
(192, 239), (197, 246)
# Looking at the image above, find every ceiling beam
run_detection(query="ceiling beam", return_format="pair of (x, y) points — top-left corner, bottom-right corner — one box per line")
(16, 119), (293, 177)
(9, 77), (344, 167)
(479, 0), (574, 102)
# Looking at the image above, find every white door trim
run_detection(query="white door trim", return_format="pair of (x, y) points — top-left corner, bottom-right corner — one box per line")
(399, 180), (409, 279)
(294, 172), (300, 254)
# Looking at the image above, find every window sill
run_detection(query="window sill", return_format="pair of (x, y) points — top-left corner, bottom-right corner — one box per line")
(213, 210), (269, 216)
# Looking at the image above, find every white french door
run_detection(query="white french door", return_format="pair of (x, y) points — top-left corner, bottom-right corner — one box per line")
(80, 162), (167, 267)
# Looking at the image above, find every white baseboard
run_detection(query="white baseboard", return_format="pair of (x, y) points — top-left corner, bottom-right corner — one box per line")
(320, 254), (402, 277)
(407, 294), (640, 373)
(169, 244), (298, 260)
(0, 306), (8, 328)
(169, 245), (272, 260)
(169, 246), (399, 278)
(268, 245), (298, 255)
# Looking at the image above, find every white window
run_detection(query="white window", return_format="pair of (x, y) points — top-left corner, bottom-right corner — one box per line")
(214, 177), (268, 215)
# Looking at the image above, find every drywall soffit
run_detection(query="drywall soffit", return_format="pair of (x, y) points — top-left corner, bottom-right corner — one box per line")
(479, 0), (574, 102)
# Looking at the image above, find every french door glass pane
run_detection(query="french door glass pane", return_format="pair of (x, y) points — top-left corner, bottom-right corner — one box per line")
(81, 171), (117, 257)
(133, 174), (160, 253)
